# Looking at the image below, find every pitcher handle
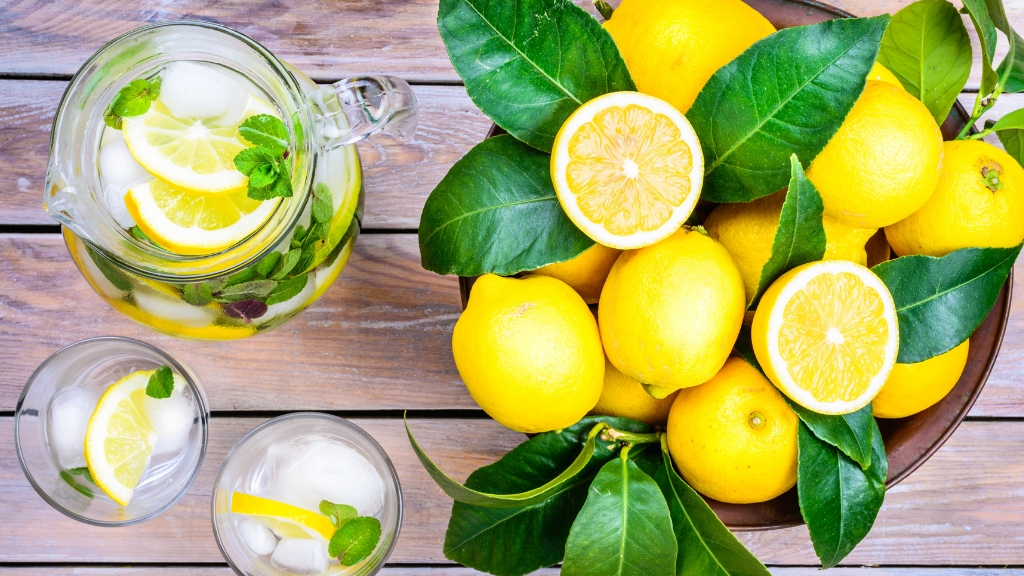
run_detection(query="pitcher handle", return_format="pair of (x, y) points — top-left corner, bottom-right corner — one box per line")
(308, 76), (418, 150)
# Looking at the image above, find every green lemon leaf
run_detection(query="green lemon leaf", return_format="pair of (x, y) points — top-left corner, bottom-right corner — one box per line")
(328, 516), (382, 566)
(689, 16), (889, 203)
(987, 0), (1024, 93)
(961, 0), (1000, 96)
(418, 135), (594, 276)
(438, 0), (634, 152)
(994, 119), (1024, 169)
(320, 500), (358, 528)
(145, 365), (174, 399)
(561, 454), (676, 576)
(877, 0), (972, 125)
(872, 244), (1021, 362)
(654, 442), (770, 576)
(238, 114), (289, 154)
(407, 417), (608, 508)
(443, 416), (652, 576)
(266, 274), (308, 305)
(798, 420), (886, 568)
(749, 156), (826, 308)
(787, 401), (874, 470)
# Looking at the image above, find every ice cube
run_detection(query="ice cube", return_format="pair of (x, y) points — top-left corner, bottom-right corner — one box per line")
(238, 519), (277, 556)
(270, 538), (329, 575)
(273, 437), (385, 517)
(134, 289), (217, 328)
(104, 184), (136, 229)
(49, 388), (96, 469)
(140, 375), (195, 456)
(98, 133), (150, 190)
(160, 62), (250, 123)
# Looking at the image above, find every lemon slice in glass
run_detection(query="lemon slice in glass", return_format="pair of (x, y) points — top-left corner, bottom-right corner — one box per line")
(125, 179), (279, 255)
(551, 91), (703, 249)
(122, 96), (278, 194)
(231, 492), (336, 540)
(751, 260), (900, 415)
(84, 370), (158, 506)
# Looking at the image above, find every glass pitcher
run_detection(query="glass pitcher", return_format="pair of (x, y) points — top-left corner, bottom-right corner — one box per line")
(45, 21), (417, 340)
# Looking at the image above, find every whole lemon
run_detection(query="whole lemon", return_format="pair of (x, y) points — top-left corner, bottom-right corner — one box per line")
(599, 229), (745, 397)
(604, 0), (775, 113)
(885, 140), (1024, 257)
(873, 340), (969, 419)
(666, 357), (798, 504)
(452, 274), (604, 433)
(807, 81), (943, 229)
(534, 243), (622, 304)
(590, 358), (679, 425)
(704, 191), (877, 302)
(869, 61), (903, 89)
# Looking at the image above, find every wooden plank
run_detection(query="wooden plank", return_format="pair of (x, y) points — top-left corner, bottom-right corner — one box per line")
(4, 418), (1024, 565)
(0, 81), (490, 229)
(0, 234), (472, 412)
(0, 570), (1022, 576)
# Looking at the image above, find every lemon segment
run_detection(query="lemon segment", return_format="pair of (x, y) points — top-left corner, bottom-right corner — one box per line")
(752, 260), (899, 415)
(125, 179), (279, 256)
(122, 96), (278, 194)
(231, 492), (335, 541)
(551, 91), (703, 250)
(84, 370), (158, 506)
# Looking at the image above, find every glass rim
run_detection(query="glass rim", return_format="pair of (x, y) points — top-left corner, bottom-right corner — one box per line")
(210, 412), (404, 576)
(13, 335), (210, 527)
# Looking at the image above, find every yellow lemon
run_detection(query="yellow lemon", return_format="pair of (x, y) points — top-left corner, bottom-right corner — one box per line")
(590, 358), (678, 425)
(551, 91), (703, 249)
(807, 81), (943, 229)
(604, 0), (775, 113)
(452, 274), (604, 433)
(704, 191), (877, 303)
(534, 243), (622, 304)
(752, 260), (899, 414)
(873, 340), (970, 419)
(231, 492), (336, 540)
(666, 357), (798, 504)
(885, 140), (1024, 257)
(869, 61), (903, 89)
(599, 229), (745, 397)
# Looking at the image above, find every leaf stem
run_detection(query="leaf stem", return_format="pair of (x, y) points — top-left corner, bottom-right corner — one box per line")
(593, 0), (614, 21)
(958, 88), (1002, 140)
(601, 428), (662, 446)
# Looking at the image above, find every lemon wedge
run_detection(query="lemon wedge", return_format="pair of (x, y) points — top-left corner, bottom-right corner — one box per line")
(125, 179), (279, 255)
(231, 492), (336, 541)
(551, 91), (703, 249)
(752, 260), (899, 415)
(84, 370), (158, 506)
(122, 96), (278, 194)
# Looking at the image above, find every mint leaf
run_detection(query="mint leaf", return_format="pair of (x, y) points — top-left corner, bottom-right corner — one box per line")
(216, 279), (278, 302)
(328, 516), (382, 566)
(222, 299), (268, 322)
(66, 466), (95, 485)
(272, 249), (302, 280)
(320, 500), (358, 528)
(146, 365), (174, 399)
(59, 470), (95, 499)
(255, 252), (282, 278)
(249, 171), (293, 200)
(312, 183), (334, 224)
(266, 274), (308, 305)
(183, 283), (213, 306)
(224, 267), (257, 288)
(233, 147), (279, 176)
(104, 77), (162, 130)
(130, 225), (153, 243)
(239, 114), (289, 154)
(248, 163), (278, 188)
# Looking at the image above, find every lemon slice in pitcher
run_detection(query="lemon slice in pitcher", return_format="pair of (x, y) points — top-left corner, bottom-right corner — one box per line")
(122, 97), (278, 194)
(751, 260), (899, 415)
(551, 91), (703, 249)
(125, 179), (279, 255)
(84, 370), (157, 506)
(231, 492), (336, 540)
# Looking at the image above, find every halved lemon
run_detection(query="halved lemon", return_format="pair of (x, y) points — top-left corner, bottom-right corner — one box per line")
(231, 492), (335, 541)
(84, 370), (158, 506)
(551, 91), (703, 249)
(122, 96), (278, 194)
(751, 260), (899, 415)
(125, 179), (280, 255)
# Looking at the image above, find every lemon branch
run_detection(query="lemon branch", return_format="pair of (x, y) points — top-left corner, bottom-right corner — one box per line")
(957, 88), (1002, 141)
(600, 427), (663, 446)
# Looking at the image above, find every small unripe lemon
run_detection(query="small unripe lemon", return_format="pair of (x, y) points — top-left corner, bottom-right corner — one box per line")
(590, 358), (678, 425)
(873, 340), (969, 419)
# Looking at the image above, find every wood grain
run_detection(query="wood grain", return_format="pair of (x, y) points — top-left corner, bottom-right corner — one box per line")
(0, 81), (491, 229)
(5, 417), (1024, 565)
(0, 234), (472, 412)
(1, 570), (1021, 576)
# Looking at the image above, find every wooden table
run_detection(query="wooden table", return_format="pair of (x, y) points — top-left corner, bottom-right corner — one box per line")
(2, 0), (1024, 574)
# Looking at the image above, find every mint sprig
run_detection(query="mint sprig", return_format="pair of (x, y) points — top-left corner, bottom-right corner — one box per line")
(145, 365), (175, 399)
(234, 114), (294, 201)
(104, 77), (162, 130)
(320, 499), (383, 566)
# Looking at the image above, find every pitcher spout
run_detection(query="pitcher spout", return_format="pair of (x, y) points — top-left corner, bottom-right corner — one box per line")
(309, 76), (419, 150)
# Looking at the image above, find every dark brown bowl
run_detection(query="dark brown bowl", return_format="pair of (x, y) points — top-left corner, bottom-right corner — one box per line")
(458, 0), (1014, 530)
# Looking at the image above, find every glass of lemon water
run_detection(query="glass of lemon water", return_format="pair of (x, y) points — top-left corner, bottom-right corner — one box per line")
(14, 337), (209, 525)
(212, 413), (402, 576)
(45, 21), (418, 340)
